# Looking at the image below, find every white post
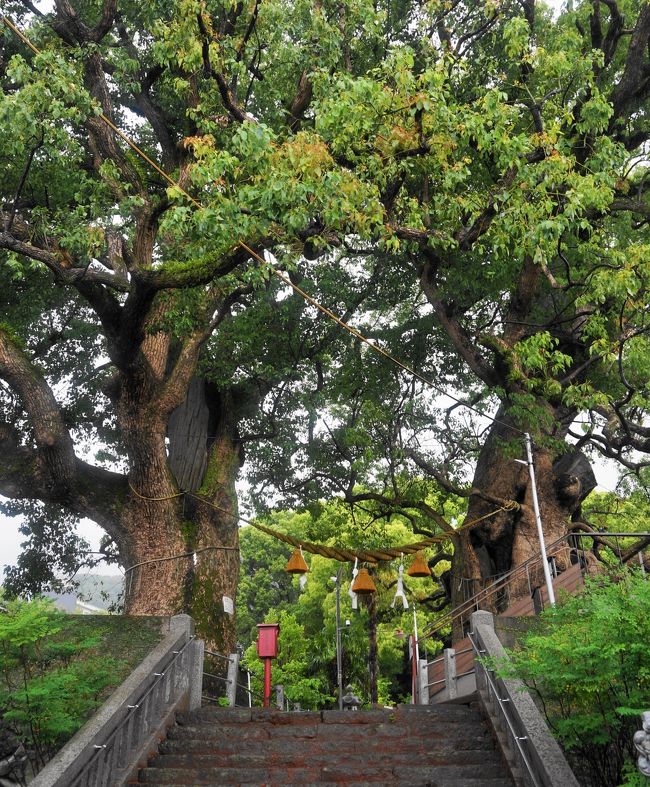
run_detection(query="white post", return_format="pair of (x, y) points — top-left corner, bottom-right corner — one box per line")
(335, 568), (343, 711)
(412, 607), (420, 663)
(411, 607), (420, 705)
(443, 648), (457, 700)
(524, 432), (555, 607)
(226, 652), (239, 707)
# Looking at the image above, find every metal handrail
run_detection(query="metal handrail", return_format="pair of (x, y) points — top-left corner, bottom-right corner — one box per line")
(417, 532), (648, 705)
(203, 671), (232, 684)
(421, 530), (649, 644)
(84, 636), (195, 770)
(202, 657), (271, 707)
(421, 534), (570, 642)
(468, 630), (542, 787)
(239, 682), (265, 702)
(202, 647), (266, 707)
(204, 649), (234, 663)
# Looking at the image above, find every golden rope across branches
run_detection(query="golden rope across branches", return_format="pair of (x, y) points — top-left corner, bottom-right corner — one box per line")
(1, 15), (527, 440)
(128, 482), (518, 565)
(248, 503), (518, 563)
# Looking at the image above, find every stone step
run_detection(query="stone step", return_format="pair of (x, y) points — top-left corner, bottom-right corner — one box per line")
(175, 705), (478, 725)
(148, 749), (504, 769)
(138, 781), (514, 787)
(139, 761), (511, 785)
(169, 718), (487, 742)
(138, 703), (513, 786)
(158, 735), (495, 756)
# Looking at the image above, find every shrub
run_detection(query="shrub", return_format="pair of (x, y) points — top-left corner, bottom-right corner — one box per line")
(499, 572), (650, 787)
(0, 597), (120, 773)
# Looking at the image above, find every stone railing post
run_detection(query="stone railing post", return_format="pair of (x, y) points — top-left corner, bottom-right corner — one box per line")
(443, 647), (457, 700)
(275, 684), (285, 710)
(417, 659), (429, 705)
(170, 614), (203, 711)
(226, 652), (239, 707)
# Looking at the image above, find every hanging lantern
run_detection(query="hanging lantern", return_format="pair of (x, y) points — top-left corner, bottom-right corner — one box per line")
(285, 547), (309, 575)
(351, 567), (377, 595)
(407, 551), (431, 577)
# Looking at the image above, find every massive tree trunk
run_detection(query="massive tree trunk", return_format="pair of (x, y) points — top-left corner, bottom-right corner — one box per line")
(449, 403), (596, 640)
(117, 342), (243, 650)
(0, 310), (245, 652)
(419, 243), (601, 641)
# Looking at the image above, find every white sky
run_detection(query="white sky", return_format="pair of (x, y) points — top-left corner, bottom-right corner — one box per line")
(0, 513), (123, 578)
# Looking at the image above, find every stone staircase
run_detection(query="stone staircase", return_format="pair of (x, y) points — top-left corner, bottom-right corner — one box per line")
(136, 704), (514, 786)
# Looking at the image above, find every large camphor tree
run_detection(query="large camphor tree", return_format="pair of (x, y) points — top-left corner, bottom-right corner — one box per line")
(2, 0), (650, 648)
(239, 0), (650, 620)
(0, 0), (386, 647)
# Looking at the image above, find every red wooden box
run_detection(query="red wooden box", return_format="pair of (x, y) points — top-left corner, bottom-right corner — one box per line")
(256, 623), (280, 658)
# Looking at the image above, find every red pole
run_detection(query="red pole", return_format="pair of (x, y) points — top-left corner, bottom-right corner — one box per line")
(263, 657), (272, 708)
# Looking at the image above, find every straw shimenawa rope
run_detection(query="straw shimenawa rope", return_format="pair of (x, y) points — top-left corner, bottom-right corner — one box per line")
(248, 505), (517, 564)
(127, 481), (519, 566)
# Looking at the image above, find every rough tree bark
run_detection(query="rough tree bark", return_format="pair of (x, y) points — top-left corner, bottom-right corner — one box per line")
(449, 406), (597, 638)
(0, 310), (246, 651)
(108, 321), (247, 650)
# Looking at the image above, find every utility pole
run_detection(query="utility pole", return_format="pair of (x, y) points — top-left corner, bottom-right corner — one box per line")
(519, 432), (556, 607)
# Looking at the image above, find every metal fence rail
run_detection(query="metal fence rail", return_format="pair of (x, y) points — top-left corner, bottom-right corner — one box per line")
(422, 531), (649, 646)
(418, 531), (649, 705)
(469, 630), (541, 787)
(202, 649), (302, 710)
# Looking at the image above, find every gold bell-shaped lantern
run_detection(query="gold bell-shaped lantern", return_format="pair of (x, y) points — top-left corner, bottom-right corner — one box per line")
(351, 567), (377, 595)
(285, 547), (309, 575)
(407, 551), (431, 577)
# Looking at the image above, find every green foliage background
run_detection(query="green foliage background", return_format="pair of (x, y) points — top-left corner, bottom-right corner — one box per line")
(237, 503), (452, 708)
